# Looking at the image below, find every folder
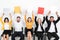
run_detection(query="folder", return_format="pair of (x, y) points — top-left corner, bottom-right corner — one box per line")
(14, 6), (21, 14)
(38, 7), (44, 14)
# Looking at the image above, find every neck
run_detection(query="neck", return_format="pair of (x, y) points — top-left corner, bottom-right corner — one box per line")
(17, 21), (20, 23)
(38, 23), (41, 25)
(51, 21), (53, 22)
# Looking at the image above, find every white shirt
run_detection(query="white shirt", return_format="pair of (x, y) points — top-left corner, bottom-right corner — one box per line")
(13, 21), (23, 32)
(4, 23), (10, 30)
(48, 22), (55, 32)
(37, 24), (42, 31)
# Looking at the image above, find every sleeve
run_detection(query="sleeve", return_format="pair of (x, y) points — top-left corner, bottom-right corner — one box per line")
(1, 22), (4, 30)
(42, 17), (45, 24)
(46, 16), (49, 23)
(24, 15), (27, 23)
(35, 16), (37, 24)
(0, 17), (2, 21)
(32, 13), (34, 23)
(0, 17), (4, 30)
(34, 26), (38, 33)
(9, 19), (12, 30)
(55, 17), (60, 23)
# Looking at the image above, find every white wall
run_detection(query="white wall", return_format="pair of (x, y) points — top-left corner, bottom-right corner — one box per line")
(0, 0), (60, 39)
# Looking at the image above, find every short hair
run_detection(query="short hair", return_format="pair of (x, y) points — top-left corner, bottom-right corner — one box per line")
(50, 16), (54, 18)
(4, 17), (9, 22)
(17, 16), (20, 19)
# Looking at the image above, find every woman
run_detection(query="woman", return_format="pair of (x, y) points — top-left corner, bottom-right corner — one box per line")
(2, 14), (12, 40)
(0, 15), (4, 40)
(24, 11), (34, 40)
(35, 16), (45, 40)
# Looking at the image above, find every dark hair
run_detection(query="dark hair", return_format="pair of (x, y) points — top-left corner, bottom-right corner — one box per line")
(27, 17), (32, 22)
(4, 17), (9, 22)
(17, 16), (20, 19)
(28, 17), (31, 19)
(50, 16), (54, 18)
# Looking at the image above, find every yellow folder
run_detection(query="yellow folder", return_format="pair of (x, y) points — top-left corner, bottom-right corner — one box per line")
(14, 6), (21, 14)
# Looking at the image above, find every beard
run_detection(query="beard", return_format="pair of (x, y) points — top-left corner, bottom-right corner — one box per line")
(17, 20), (20, 22)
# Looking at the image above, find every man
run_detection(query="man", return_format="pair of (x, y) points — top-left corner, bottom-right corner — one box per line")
(45, 11), (60, 40)
(11, 16), (24, 40)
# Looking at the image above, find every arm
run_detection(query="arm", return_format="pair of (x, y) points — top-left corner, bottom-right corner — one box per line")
(35, 16), (37, 24)
(46, 16), (49, 23)
(9, 20), (12, 29)
(24, 11), (27, 22)
(0, 17), (2, 22)
(9, 13), (12, 30)
(41, 26), (44, 32)
(32, 12), (34, 23)
(1, 22), (4, 30)
(0, 13), (4, 22)
(34, 26), (38, 33)
(46, 11), (51, 23)
(1, 13), (4, 30)
(9, 13), (12, 25)
(55, 11), (60, 23)
(1, 13), (4, 18)
(42, 17), (45, 24)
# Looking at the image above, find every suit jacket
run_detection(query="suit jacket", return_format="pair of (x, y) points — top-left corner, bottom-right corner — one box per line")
(45, 16), (60, 33)
(35, 16), (45, 33)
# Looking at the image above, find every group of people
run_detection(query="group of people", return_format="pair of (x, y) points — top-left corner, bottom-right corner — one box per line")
(0, 11), (60, 40)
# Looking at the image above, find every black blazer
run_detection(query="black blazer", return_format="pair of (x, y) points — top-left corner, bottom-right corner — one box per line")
(45, 16), (60, 33)
(35, 16), (45, 33)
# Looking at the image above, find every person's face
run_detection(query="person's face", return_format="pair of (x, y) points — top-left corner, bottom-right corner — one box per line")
(17, 17), (20, 22)
(50, 17), (54, 22)
(5, 19), (9, 23)
(38, 18), (42, 24)
(27, 17), (32, 22)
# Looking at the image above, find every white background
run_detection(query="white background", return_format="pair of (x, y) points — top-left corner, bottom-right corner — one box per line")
(0, 0), (60, 40)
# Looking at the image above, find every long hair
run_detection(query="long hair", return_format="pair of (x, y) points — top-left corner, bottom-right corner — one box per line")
(4, 17), (9, 23)
(27, 17), (32, 22)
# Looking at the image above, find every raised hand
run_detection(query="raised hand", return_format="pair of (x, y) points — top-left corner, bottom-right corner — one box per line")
(3, 13), (4, 16)
(1, 13), (4, 17)
(47, 11), (51, 16)
(56, 11), (58, 15)
(25, 10), (27, 15)
(9, 13), (12, 18)
(56, 11), (59, 17)
(32, 11), (33, 14)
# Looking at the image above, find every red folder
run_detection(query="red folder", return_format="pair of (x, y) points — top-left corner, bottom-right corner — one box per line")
(38, 7), (44, 14)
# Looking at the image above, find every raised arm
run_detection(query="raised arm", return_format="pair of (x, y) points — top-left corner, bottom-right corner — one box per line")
(35, 16), (37, 24)
(9, 13), (12, 23)
(0, 13), (4, 21)
(1, 13), (5, 23)
(9, 13), (12, 29)
(55, 11), (60, 23)
(24, 11), (27, 22)
(0, 17), (2, 22)
(1, 13), (4, 18)
(32, 11), (34, 23)
(42, 16), (45, 24)
(1, 13), (4, 30)
(46, 11), (51, 23)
